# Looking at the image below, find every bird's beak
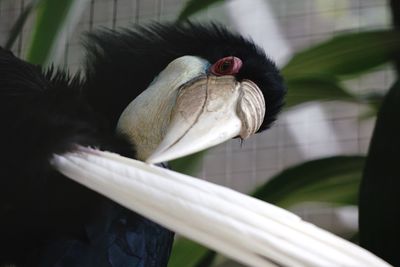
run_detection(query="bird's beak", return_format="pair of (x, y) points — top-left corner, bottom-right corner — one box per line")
(146, 75), (265, 164)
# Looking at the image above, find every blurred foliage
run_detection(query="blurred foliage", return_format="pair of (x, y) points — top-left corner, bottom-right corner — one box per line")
(26, 0), (78, 65)
(282, 31), (400, 78)
(168, 239), (216, 267)
(169, 150), (207, 175)
(284, 76), (354, 108)
(2, 0), (85, 65)
(177, 0), (225, 22)
(252, 156), (364, 208)
(283, 30), (400, 109)
(4, 0), (37, 50)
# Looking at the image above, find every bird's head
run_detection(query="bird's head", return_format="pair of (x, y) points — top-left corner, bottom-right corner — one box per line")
(117, 55), (265, 163)
(85, 23), (285, 163)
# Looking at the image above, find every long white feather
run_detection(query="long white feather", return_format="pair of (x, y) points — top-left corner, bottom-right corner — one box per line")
(51, 146), (391, 267)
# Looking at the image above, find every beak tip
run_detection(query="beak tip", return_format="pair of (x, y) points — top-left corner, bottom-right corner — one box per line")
(145, 157), (158, 165)
(145, 152), (167, 165)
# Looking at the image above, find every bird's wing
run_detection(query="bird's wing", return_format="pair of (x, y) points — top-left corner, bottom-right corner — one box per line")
(52, 146), (391, 267)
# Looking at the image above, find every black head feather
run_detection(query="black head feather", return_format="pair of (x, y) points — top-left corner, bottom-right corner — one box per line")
(84, 22), (286, 131)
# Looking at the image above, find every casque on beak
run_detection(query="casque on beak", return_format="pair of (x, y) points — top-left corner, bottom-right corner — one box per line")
(146, 75), (265, 164)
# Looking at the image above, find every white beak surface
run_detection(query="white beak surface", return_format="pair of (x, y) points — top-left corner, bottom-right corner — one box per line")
(52, 146), (391, 267)
(146, 76), (265, 164)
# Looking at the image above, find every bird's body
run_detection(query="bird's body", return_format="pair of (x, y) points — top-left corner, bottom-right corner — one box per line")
(0, 23), (284, 266)
(0, 47), (174, 267)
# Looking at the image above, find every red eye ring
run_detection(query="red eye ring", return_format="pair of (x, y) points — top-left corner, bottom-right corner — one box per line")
(210, 56), (242, 76)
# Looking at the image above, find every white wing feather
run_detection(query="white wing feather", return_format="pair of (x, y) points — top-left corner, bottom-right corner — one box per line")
(51, 146), (391, 267)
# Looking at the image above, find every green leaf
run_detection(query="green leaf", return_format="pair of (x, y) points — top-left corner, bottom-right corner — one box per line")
(4, 1), (37, 50)
(283, 31), (400, 79)
(253, 156), (365, 208)
(284, 76), (355, 108)
(169, 150), (207, 175)
(26, 0), (78, 65)
(168, 238), (214, 267)
(177, 0), (225, 22)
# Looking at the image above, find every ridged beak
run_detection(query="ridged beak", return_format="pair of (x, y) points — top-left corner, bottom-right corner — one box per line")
(146, 75), (265, 164)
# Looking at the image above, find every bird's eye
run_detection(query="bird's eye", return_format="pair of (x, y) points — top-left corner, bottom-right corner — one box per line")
(210, 56), (242, 76)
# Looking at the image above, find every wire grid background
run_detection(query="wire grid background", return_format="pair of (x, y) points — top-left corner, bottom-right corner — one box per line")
(0, 0), (394, 234)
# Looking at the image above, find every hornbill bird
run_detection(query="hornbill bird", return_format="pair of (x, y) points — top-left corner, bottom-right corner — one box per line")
(0, 23), (391, 267)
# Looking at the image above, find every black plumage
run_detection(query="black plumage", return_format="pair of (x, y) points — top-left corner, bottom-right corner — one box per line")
(84, 23), (284, 131)
(0, 23), (285, 266)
